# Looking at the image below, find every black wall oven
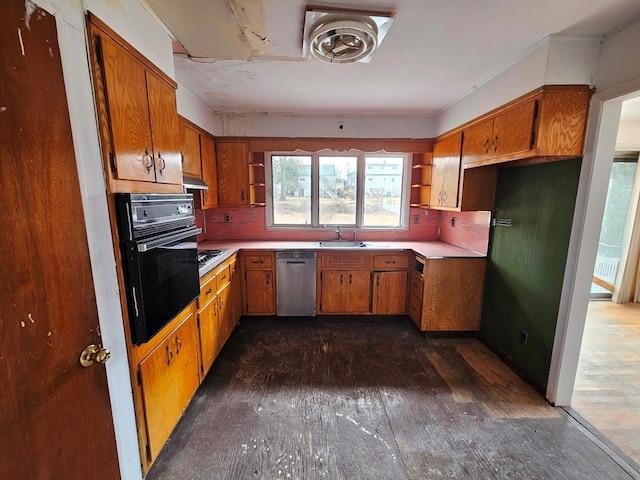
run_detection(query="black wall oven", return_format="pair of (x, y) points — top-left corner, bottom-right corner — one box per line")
(115, 193), (201, 344)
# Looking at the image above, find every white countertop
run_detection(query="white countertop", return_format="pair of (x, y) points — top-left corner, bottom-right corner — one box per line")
(198, 240), (485, 259)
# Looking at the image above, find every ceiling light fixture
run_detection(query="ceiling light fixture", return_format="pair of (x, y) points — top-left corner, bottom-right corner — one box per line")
(303, 9), (394, 64)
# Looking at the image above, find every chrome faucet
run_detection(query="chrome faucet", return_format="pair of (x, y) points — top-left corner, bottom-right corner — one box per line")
(335, 226), (342, 240)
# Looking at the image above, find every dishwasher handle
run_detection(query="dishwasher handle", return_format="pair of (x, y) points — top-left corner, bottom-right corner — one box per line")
(285, 260), (308, 264)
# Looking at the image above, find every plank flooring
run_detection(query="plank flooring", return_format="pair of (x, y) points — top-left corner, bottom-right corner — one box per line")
(572, 301), (640, 467)
(148, 316), (632, 479)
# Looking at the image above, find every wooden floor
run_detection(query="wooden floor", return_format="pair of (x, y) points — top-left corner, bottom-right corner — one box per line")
(148, 316), (632, 479)
(572, 301), (640, 467)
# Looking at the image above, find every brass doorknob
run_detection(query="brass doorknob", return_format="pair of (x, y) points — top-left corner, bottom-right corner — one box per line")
(80, 344), (111, 367)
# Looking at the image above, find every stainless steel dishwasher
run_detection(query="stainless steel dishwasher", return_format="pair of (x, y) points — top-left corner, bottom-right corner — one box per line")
(276, 251), (317, 316)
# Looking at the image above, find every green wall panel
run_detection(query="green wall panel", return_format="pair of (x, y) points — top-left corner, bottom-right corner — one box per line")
(480, 158), (582, 392)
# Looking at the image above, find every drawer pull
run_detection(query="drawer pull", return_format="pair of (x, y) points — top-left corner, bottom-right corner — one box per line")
(205, 288), (213, 295)
(165, 345), (173, 365)
(386, 260), (396, 264)
(175, 337), (182, 355)
(253, 259), (264, 264)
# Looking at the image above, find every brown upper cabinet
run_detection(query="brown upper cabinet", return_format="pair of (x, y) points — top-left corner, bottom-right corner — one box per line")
(215, 140), (250, 206)
(180, 120), (202, 178)
(462, 101), (537, 165)
(88, 16), (182, 192)
(178, 117), (218, 208)
(459, 86), (591, 168)
(430, 133), (462, 209)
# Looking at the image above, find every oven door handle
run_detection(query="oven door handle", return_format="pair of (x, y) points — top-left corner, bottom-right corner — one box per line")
(137, 227), (202, 252)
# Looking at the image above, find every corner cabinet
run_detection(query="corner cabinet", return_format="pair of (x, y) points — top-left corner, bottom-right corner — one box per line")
(88, 16), (182, 193)
(410, 255), (486, 332)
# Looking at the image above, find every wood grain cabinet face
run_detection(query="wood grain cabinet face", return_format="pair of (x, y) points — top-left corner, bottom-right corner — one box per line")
(92, 28), (182, 186)
(462, 101), (536, 166)
(138, 311), (199, 462)
(430, 133), (462, 210)
(216, 141), (249, 206)
(242, 252), (276, 315)
(320, 270), (371, 313)
(200, 135), (219, 208)
(372, 271), (408, 314)
(198, 296), (219, 377)
(180, 121), (202, 178)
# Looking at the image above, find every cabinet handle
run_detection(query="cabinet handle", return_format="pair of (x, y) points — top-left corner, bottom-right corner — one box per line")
(349, 274), (353, 285)
(220, 299), (224, 309)
(253, 259), (264, 264)
(386, 260), (396, 264)
(205, 288), (212, 295)
(157, 153), (166, 175)
(175, 336), (182, 355)
(376, 275), (380, 287)
(241, 190), (245, 201)
(340, 274), (343, 285)
(165, 345), (173, 365)
(266, 273), (270, 285)
(493, 135), (498, 153)
(143, 148), (154, 173)
(483, 138), (490, 154)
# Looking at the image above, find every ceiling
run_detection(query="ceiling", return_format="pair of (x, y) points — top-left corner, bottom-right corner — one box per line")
(145, 0), (640, 116)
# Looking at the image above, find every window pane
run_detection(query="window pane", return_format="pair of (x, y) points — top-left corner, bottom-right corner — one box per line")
(363, 156), (405, 227)
(271, 156), (312, 225)
(318, 156), (357, 225)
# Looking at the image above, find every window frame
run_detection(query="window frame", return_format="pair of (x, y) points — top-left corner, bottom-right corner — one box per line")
(265, 149), (411, 230)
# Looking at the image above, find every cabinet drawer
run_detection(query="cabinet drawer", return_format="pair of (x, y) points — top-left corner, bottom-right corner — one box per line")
(198, 275), (217, 308)
(409, 294), (422, 328)
(410, 272), (423, 299)
(216, 265), (231, 291)
(373, 254), (409, 270)
(244, 254), (273, 270)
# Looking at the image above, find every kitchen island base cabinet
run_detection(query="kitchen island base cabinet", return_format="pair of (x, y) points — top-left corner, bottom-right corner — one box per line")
(410, 257), (486, 332)
(138, 307), (199, 463)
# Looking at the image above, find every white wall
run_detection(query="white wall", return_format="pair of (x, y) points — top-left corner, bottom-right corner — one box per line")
(596, 21), (640, 92)
(212, 112), (436, 138)
(435, 35), (601, 135)
(34, 0), (176, 478)
(177, 83), (217, 135)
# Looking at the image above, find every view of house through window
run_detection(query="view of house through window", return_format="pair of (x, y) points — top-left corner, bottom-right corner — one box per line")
(268, 152), (408, 228)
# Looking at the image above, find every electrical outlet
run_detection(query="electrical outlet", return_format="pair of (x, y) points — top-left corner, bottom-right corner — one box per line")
(519, 329), (529, 346)
(224, 214), (231, 223)
(413, 214), (420, 224)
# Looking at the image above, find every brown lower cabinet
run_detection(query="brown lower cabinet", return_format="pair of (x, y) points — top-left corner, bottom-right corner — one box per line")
(138, 306), (199, 462)
(372, 271), (409, 314)
(320, 270), (371, 313)
(410, 256), (486, 331)
(241, 251), (276, 315)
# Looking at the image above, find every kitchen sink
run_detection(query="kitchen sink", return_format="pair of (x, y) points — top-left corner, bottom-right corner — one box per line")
(318, 241), (367, 248)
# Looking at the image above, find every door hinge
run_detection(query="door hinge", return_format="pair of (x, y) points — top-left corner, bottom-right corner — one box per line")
(109, 151), (116, 173)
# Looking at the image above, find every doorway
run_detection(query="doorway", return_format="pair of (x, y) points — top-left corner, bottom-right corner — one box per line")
(574, 96), (640, 467)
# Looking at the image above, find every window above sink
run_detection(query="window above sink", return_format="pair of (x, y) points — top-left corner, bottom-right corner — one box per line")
(265, 150), (410, 230)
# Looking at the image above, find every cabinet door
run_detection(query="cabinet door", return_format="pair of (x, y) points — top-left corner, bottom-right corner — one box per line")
(198, 297), (219, 377)
(491, 100), (536, 158)
(344, 271), (371, 313)
(319, 271), (346, 313)
(430, 133), (462, 209)
(372, 271), (408, 314)
(462, 119), (493, 166)
(244, 270), (275, 314)
(138, 313), (199, 461)
(217, 282), (233, 348)
(200, 135), (219, 208)
(216, 142), (249, 206)
(146, 73), (182, 184)
(180, 121), (202, 177)
(99, 33), (154, 182)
